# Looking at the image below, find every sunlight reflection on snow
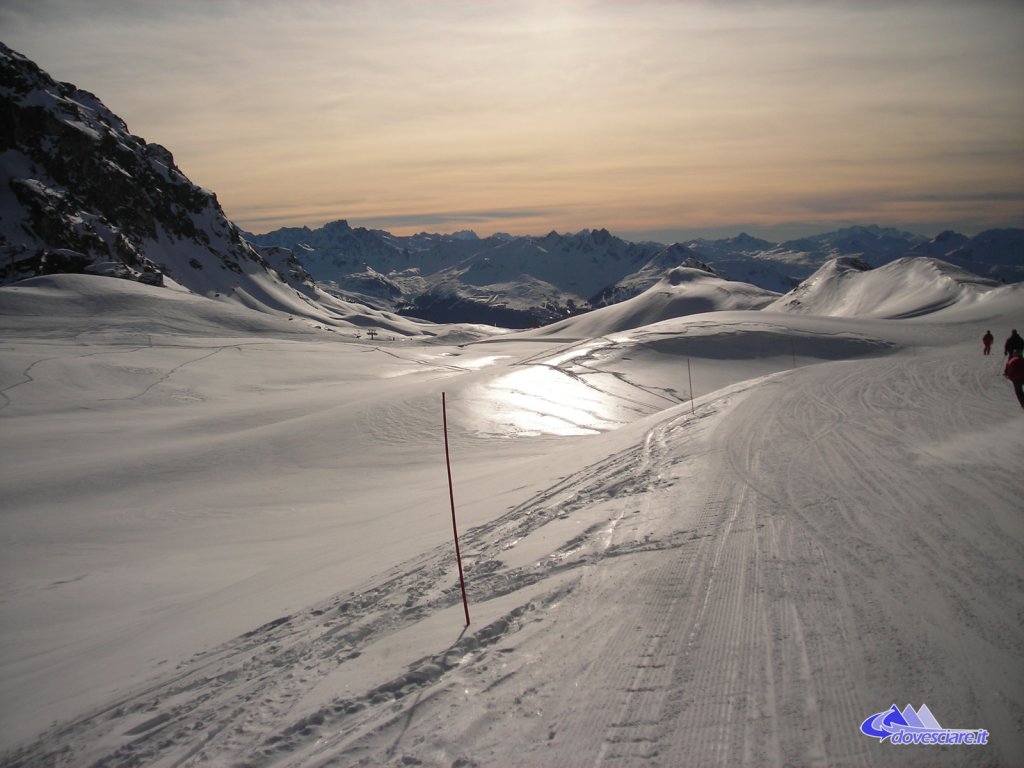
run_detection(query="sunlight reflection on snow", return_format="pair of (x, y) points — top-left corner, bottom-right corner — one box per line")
(465, 365), (622, 436)
(541, 341), (606, 366)
(454, 355), (507, 370)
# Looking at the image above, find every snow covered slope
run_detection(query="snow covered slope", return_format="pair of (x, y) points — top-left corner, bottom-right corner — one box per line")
(2, 258), (1022, 766)
(589, 242), (718, 306)
(766, 255), (1013, 318)
(521, 266), (779, 340)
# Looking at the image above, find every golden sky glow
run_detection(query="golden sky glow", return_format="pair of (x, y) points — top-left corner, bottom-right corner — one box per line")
(3, 0), (1023, 239)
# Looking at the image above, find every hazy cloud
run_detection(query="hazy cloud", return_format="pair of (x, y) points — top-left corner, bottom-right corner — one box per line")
(2, 0), (1022, 238)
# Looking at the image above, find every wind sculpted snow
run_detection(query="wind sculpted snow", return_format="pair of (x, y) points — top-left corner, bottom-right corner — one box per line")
(1, 272), (1022, 767)
(766, 256), (1012, 319)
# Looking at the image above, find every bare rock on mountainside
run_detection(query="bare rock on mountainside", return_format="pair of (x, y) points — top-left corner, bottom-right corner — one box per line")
(0, 42), (313, 301)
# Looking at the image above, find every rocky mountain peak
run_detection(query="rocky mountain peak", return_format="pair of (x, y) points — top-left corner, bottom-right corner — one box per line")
(0, 41), (312, 300)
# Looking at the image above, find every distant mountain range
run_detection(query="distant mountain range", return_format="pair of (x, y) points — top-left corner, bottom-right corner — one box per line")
(685, 226), (1024, 290)
(2, 41), (1021, 331)
(248, 220), (1023, 326)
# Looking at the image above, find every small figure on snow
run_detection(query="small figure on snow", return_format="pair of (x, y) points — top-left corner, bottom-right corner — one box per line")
(1004, 353), (1024, 409)
(982, 330), (994, 355)
(1005, 329), (1024, 358)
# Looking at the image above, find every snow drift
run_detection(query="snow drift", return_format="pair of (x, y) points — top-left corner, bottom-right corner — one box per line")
(519, 266), (779, 340)
(767, 255), (1010, 318)
(2, 270), (1022, 767)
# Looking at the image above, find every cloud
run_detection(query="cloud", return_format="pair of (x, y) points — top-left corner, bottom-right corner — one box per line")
(890, 192), (1024, 204)
(2, 0), (1022, 238)
(348, 209), (551, 230)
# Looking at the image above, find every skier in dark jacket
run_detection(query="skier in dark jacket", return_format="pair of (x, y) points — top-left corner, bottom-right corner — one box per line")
(1005, 329), (1024, 358)
(1005, 353), (1024, 409)
(983, 330), (994, 355)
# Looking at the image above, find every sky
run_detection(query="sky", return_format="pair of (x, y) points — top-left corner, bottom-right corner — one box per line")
(2, 0), (1023, 241)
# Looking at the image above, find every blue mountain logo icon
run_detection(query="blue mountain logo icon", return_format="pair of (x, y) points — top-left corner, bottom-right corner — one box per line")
(860, 704), (988, 746)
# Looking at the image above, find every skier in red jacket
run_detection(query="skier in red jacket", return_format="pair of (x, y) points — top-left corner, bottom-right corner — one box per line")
(982, 330), (994, 355)
(1004, 353), (1024, 409)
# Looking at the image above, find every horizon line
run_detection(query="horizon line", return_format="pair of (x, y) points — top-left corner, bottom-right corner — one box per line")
(241, 217), (1023, 244)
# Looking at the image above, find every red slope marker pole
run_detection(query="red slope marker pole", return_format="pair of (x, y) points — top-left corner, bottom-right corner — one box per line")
(687, 358), (695, 416)
(442, 392), (471, 626)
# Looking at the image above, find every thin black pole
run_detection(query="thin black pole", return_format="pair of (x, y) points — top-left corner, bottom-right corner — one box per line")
(442, 392), (470, 626)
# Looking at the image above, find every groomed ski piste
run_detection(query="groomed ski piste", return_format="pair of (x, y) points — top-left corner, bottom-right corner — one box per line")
(1, 266), (1022, 767)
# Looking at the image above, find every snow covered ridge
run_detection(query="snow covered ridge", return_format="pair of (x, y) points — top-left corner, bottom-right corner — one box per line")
(251, 220), (1023, 325)
(250, 221), (682, 327)
(766, 256), (1017, 319)
(522, 266), (780, 339)
(685, 224), (1024, 288)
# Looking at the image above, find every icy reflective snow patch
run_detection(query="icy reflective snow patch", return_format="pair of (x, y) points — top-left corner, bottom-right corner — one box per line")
(451, 354), (508, 370)
(464, 366), (623, 436)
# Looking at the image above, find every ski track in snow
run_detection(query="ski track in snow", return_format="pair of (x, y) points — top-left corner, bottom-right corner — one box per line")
(6, 345), (1021, 767)
(0, 338), (282, 411)
(305, 353), (1022, 767)
(2, 399), (671, 767)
